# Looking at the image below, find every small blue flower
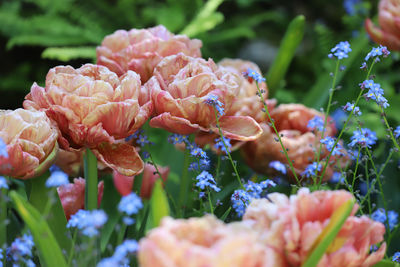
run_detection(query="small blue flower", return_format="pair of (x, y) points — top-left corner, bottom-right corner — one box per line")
(204, 94), (225, 117)
(393, 252), (400, 263)
(136, 134), (151, 147)
(214, 136), (232, 154)
(9, 234), (35, 263)
(45, 170), (69, 188)
(320, 136), (343, 156)
(388, 210), (399, 230)
(269, 161), (286, 175)
(343, 102), (361, 116)
(195, 171), (220, 192)
(98, 239), (138, 267)
(343, 0), (361, 15)
(365, 45), (390, 61)
(190, 146), (208, 159)
(168, 134), (188, 145)
(330, 172), (345, 183)
(328, 41), (352, 59)
(199, 158), (210, 170)
(122, 216), (135, 226)
(243, 68), (266, 83)
(118, 192), (143, 216)
(0, 176), (8, 189)
(307, 116), (324, 132)
(188, 162), (199, 171)
(394, 126), (400, 139)
(371, 208), (398, 230)
(231, 189), (252, 217)
(348, 149), (362, 160)
(67, 210), (107, 237)
(349, 128), (377, 148)
(302, 162), (322, 178)
(0, 137), (8, 159)
(360, 62), (367, 69)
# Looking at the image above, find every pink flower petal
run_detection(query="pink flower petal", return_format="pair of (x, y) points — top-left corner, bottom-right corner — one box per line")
(213, 115), (262, 141)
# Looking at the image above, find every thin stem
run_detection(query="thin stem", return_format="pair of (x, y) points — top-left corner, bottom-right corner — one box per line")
(84, 148), (98, 210)
(67, 229), (78, 267)
(351, 146), (362, 190)
(117, 223), (127, 245)
(215, 154), (221, 183)
(207, 190), (214, 214)
(213, 109), (243, 188)
(380, 111), (400, 152)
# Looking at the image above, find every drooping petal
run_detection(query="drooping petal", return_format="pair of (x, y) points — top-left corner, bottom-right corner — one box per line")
(213, 115), (262, 141)
(150, 113), (200, 135)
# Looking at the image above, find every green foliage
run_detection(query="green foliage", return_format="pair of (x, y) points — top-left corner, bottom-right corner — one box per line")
(41, 46), (96, 62)
(149, 179), (170, 228)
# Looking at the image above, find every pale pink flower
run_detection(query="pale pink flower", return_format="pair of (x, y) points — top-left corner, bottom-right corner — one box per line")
(23, 64), (153, 176)
(243, 188), (386, 267)
(138, 215), (286, 267)
(365, 0), (400, 50)
(113, 163), (169, 198)
(57, 178), (104, 220)
(0, 108), (58, 179)
(146, 53), (262, 141)
(97, 25), (202, 83)
(241, 104), (348, 182)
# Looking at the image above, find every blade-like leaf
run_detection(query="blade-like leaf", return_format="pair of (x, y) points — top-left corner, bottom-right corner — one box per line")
(149, 179), (170, 228)
(267, 15), (305, 97)
(10, 191), (68, 267)
(42, 46), (96, 62)
(302, 198), (355, 267)
(373, 260), (400, 267)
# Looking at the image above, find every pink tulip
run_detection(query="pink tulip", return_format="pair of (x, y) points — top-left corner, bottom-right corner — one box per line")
(138, 215), (286, 267)
(241, 104), (348, 182)
(24, 64), (153, 176)
(113, 163), (169, 198)
(243, 188), (386, 267)
(0, 108), (58, 179)
(97, 25), (202, 83)
(365, 0), (400, 50)
(57, 178), (104, 220)
(146, 53), (262, 141)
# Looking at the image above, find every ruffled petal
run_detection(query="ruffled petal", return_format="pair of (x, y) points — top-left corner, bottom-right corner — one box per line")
(213, 116), (262, 141)
(92, 142), (144, 176)
(150, 113), (200, 135)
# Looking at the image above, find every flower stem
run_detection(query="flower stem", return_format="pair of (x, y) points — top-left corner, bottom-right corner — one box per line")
(67, 229), (78, 266)
(84, 148), (98, 210)
(207, 189), (214, 214)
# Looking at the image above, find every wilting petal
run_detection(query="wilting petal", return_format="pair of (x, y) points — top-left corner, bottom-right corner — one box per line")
(365, 18), (400, 50)
(150, 113), (200, 135)
(93, 142), (144, 176)
(213, 115), (262, 141)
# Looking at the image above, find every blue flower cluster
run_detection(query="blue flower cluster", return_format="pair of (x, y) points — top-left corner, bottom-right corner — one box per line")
(67, 209), (108, 237)
(7, 234), (35, 267)
(328, 41), (352, 60)
(307, 116), (324, 132)
(45, 168), (69, 188)
(343, 0), (361, 15)
(349, 128), (377, 148)
(395, 126), (400, 139)
(125, 129), (151, 147)
(204, 94), (224, 117)
(214, 136), (232, 154)
(118, 192), (143, 225)
(343, 102), (361, 116)
(97, 239), (138, 267)
(0, 176), (8, 189)
(330, 172), (345, 184)
(371, 208), (399, 231)
(0, 137), (7, 158)
(168, 134), (188, 145)
(393, 252), (400, 263)
(362, 80), (389, 109)
(302, 162), (322, 178)
(195, 171), (220, 195)
(365, 45), (390, 62)
(231, 179), (276, 217)
(269, 161), (287, 175)
(243, 68), (266, 83)
(320, 136), (343, 156)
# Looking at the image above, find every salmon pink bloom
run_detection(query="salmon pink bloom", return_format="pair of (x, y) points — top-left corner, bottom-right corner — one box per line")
(24, 64), (153, 176)
(146, 53), (262, 141)
(0, 108), (58, 179)
(97, 25), (202, 83)
(113, 163), (169, 198)
(365, 0), (400, 51)
(241, 104), (347, 181)
(57, 178), (104, 220)
(243, 188), (386, 267)
(138, 215), (286, 267)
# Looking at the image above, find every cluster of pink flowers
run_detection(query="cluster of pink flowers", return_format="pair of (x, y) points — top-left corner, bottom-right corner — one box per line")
(139, 189), (386, 267)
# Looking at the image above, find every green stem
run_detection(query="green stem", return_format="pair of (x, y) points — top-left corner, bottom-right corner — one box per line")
(178, 137), (193, 216)
(215, 154), (221, 182)
(0, 185), (7, 266)
(117, 223), (127, 245)
(207, 190), (214, 214)
(84, 148), (98, 210)
(67, 229), (78, 267)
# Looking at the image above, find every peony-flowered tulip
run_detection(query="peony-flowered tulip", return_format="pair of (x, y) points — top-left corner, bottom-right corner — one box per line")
(24, 64), (153, 176)
(57, 178), (104, 220)
(138, 215), (286, 267)
(113, 163), (169, 198)
(365, 0), (400, 51)
(0, 108), (58, 179)
(146, 53), (262, 141)
(243, 188), (386, 267)
(241, 104), (347, 181)
(97, 25), (202, 83)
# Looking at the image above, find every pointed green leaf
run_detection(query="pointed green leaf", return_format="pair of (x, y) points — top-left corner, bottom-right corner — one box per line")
(10, 191), (67, 267)
(41, 46), (96, 62)
(267, 15), (305, 96)
(302, 198), (355, 267)
(373, 260), (400, 267)
(150, 179), (170, 228)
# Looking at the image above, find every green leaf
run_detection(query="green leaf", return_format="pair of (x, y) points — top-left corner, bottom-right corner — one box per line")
(180, 0), (224, 37)
(28, 172), (72, 254)
(10, 191), (68, 267)
(266, 15), (305, 97)
(373, 260), (400, 267)
(149, 179), (170, 228)
(42, 46), (96, 62)
(302, 198), (355, 267)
